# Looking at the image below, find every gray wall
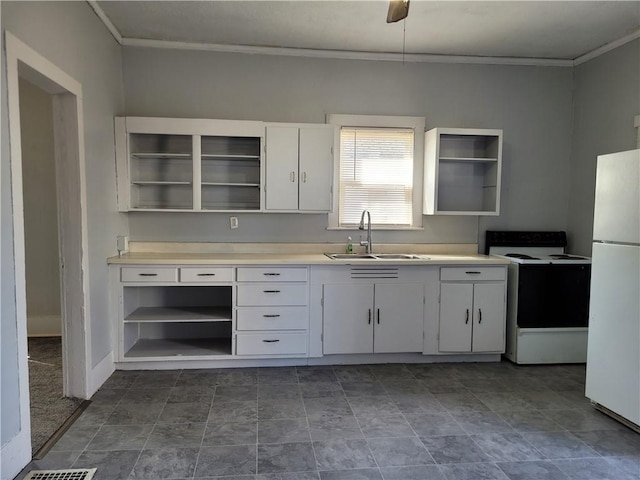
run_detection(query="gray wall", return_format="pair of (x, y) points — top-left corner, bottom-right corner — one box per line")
(19, 78), (61, 336)
(568, 39), (640, 256)
(1, 1), (124, 447)
(122, 48), (575, 251)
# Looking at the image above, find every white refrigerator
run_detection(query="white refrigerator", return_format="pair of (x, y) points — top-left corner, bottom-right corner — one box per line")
(585, 149), (640, 428)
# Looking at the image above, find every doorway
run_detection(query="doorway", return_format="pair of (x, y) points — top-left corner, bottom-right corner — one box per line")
(5, 31), (92, 466)
(18, 77), (85, 456)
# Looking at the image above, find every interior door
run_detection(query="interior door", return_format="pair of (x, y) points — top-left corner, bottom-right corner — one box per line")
(439, 283), (473, 352)
(373, 283), (424, 353)
(323, 284), (373, 354)
(299, 126), (332, 211)
(471, 282), (505, 352)
(265, 126), (298, 210)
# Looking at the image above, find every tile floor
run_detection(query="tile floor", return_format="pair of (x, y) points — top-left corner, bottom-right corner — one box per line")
(18, 362), (640, 480)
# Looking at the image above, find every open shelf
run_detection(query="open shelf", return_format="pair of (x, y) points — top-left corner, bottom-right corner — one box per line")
(201, 154), (260, 160)
(439, 156), (498, 163)
(124, 337), (232, 358)
(125, 306), (232, 323)
(121, 285), (233, 359)
(117, 119), (265, 211)
(201, 182), (260, 187)
(424, 128), (502, 216)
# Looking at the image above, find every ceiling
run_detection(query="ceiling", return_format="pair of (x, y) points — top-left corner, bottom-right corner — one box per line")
(95, 1), (640, 62)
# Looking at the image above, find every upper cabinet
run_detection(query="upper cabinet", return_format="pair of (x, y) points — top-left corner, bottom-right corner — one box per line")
(265, 124), (333, 212)
(115, 117), (264, 212)
(423, 128), (503, 216)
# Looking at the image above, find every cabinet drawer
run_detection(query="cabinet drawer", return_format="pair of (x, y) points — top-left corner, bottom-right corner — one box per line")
(237, 284), (308, 306)
(236, 333), (307, 356)
(180, 267), (233, 283)
(121, 267), (177, 283)
(236, 307), (308, 331)
(440, 267), (506, 281)
(237, 267), (308, 283)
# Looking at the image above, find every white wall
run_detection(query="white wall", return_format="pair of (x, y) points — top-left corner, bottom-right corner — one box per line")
(19, 78), (61, 337)
(1, 0), (124, 460)
(568, 39), (640, 256)
(122, 48), (575, 252)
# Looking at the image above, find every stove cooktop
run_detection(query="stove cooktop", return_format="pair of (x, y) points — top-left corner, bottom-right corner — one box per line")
(493, 253), (591, 265)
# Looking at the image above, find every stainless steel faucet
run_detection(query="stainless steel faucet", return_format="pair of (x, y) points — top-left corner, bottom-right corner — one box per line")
(359, 210), (372, 254)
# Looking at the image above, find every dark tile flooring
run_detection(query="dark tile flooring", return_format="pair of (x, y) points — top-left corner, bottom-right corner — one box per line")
(17, 362), (640, 480)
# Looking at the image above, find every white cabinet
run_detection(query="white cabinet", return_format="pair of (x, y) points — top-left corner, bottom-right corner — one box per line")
(438, 267), (506, 353)
(235, 267), (310, 357)
(265, 124), (333, 212)
(118, 266), (236, 360)
(115, 117), (264, 212)
(424, 128), (503, 216)
(323, 283), (424, 354)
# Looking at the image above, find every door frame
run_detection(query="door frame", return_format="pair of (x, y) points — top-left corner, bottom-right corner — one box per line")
(3, 30), (92, 469)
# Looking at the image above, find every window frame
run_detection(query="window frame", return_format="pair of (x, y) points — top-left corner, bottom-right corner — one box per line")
(327, 114), (425, 230)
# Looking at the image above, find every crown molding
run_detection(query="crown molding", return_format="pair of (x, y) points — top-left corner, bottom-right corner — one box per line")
(122, 37), (574, 67)
(573, 28), (640, 66)
(87, 0), (123, 44)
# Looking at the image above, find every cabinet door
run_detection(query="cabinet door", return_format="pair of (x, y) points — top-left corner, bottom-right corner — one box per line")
(299, 126), (333, 211)
(439, 283), (473, 352)
(323, 284), (373, 354)
(472, 283), (505, 353)
(265, 126), (299, 210)
(374, 283), (424, 353)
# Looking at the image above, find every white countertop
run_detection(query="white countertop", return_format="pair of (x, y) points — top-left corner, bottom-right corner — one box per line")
(107, 252), (509, 266)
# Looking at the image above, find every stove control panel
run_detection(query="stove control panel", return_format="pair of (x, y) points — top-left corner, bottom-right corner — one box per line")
(485, 231), (567, 254)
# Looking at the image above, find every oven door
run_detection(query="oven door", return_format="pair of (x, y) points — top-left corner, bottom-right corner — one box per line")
(516, 264), (591, 328)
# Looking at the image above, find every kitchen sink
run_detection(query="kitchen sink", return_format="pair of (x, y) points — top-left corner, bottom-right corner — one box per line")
(325, 253), (429, 260)
(325, 253), (377, 259)
(373, 254), (426, 259)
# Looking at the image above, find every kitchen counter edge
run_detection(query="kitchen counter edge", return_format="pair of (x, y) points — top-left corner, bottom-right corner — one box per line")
(107, 253), (509, 266)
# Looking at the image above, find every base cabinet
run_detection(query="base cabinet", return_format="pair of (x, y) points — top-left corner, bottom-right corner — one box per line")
(323, 283), (424, 354)
(439, 272), (506, 353)
(235, 267), (309, 357)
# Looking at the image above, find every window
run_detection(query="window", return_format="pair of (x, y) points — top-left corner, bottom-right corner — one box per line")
(328, 115), (425, 229)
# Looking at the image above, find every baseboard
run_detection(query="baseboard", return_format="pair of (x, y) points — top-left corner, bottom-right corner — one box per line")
(88, 351), (115, 397)
(1, 428), (31, 480)
(27, 314), (61, 337)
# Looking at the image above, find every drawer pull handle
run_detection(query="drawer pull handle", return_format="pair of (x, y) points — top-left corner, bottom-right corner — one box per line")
(139, 273), (158, 277)
(263, 314), (281, 318)
(465, 309), (470, 324)
(197, 273), (216, 276)
(465, 271), (481, 275)
(263, 273), (281, 276)
(264, 290), (281, 293)
(263, 339), (280, 343)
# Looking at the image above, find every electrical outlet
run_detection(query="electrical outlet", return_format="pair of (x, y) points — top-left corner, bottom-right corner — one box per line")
(229, 216), (239, 229)
(117, 235), (129, 255)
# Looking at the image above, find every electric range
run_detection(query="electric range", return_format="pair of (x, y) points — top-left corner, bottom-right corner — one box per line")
(486, 231), (591, 364)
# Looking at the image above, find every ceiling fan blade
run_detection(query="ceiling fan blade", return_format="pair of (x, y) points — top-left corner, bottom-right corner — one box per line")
(387, 0), (410, 23)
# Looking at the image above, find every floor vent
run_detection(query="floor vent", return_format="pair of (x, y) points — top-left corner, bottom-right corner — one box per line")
(24, 469), (96, 480)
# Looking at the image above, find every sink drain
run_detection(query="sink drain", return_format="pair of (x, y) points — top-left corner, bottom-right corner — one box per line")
(24, 469), (96, 480)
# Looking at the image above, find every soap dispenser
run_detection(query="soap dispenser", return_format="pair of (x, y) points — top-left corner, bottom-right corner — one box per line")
(346, 236), (353, 254)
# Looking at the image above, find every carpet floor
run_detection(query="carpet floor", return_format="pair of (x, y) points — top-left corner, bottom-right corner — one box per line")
(28, 337), (83, 456)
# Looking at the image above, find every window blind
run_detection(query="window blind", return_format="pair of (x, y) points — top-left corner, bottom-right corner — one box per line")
(339, 127), (414, 226)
